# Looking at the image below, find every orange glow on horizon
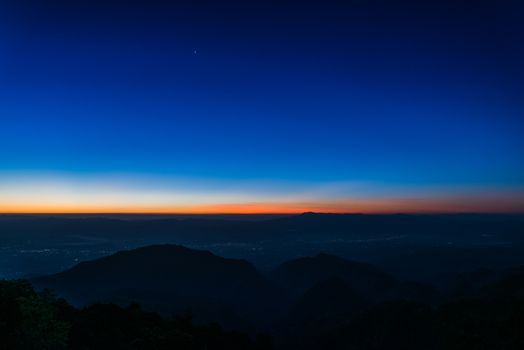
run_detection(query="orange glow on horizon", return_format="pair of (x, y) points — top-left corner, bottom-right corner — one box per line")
(2, 173), (523, 214)
(1, 196), (523, 214)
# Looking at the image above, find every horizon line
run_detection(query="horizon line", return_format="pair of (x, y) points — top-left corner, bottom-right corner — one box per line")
(2, 211), (523, 216)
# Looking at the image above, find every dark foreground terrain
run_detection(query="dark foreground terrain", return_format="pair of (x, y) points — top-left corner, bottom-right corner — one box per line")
(2, 213), (524, 349)
(2, 244), (523, 349)
(0, 279), (272, 350)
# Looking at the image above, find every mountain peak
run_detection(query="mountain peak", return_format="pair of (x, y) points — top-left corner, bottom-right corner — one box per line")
(32, 244), (272, 311)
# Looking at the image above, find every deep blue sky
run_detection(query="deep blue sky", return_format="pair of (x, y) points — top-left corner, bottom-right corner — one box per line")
(0, 0), (523, 212)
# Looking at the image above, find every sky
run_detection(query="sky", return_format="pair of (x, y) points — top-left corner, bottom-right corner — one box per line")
(0, 0), (523, 213)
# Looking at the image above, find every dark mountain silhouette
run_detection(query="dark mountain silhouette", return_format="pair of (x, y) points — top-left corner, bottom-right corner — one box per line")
(32, 245), (281, 328)
(271, 253), (395, 300)
(275, 278), (369, 349)
(447, 265), (524, 301)
(477, 267), (524, 300)
(20, 242), (524, 349)
(3, 213), (524, 349)
(271, 253), (439, 347)
(32, 245), (442, 334)
(449, 267), (499, 298)
(288, 277), (368, 324)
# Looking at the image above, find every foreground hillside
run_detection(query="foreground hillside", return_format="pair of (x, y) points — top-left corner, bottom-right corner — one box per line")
(4, 275), (524, 349)
(22, 244), (524, 349)
(0, 280), (272, 350)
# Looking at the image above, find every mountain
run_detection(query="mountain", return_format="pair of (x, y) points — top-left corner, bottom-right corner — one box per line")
(477, 266), (524, 300)
(32, 244), (281, 328)
(271, 253), (439, 304)
(288, 277), (368, 322)
(271, 253), (397, 301)
(4, 213), (524, 282)
(27, 244), (524, 349)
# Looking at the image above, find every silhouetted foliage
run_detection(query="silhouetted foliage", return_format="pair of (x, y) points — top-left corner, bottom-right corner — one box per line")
(0, 280), (70, 350)
(0, 280), (273, 350)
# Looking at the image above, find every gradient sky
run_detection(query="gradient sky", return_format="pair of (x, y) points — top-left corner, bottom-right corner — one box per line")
(0, 0), (523, 213)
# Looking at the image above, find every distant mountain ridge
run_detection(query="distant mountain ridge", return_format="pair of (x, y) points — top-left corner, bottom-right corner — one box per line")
(6, 212), (524, 281)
